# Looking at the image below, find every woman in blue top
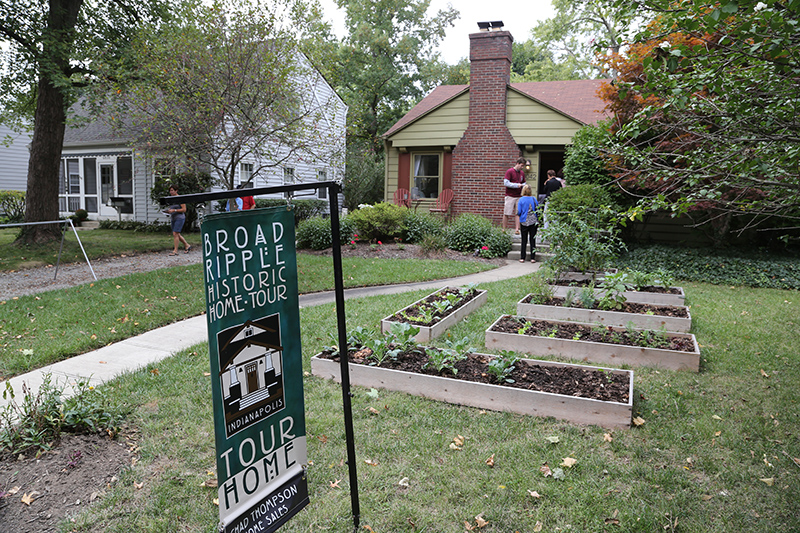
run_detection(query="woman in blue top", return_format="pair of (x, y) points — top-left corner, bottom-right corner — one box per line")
(516, 184), (539, 263)
(166, 185), (191, 255)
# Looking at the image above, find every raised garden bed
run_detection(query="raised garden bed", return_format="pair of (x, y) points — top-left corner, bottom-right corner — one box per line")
(311, 349), (633, 429)
(517, 296), (692, 332)
(485, 315), (700, 372)
(549, 282), (686, 307)
(381, 286), (488, 343)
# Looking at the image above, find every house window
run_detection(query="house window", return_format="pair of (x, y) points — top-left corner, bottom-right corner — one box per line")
(317, 169), (327, 199)
(240, 163), (254, 188)
(283, 167), (294, 199)
(412, 153), (441, 198)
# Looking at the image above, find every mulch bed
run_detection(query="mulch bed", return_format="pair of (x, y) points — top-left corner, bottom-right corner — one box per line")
(490, 316), (696, 352)
(320, 348), (631, 403)
(521, 296), (689, 317)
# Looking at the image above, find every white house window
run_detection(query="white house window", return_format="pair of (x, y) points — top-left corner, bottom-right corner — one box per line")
(240, 162), (254, 188)
(412, 153), (441, 199)
(317, 169), (327, 199)
(283, 167), (294, 198)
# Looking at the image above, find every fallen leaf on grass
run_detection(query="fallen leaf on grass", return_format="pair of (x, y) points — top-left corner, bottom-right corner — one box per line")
(203, 372), (211, 377)
(632, 416), (645, 426)
(364, 459), (378, 466)
(604, 433), (613, 442)
(604, 509), (620, 525)
(701, 494), (713, 501)
(150, 368), (160, 376)
(367, 407), (380, 415)
(398, 477), (409, 487)
(201, 479), (218, 488)
(712, 415), (723, 420)
(545, 436), (560, 444)
(363, 526), (375, 532)
(20, 491), (40, 506)
(485, 454), (495, 468)
(759, 478), (774, 486)
(533, 521), (543, 532)
(475, 513), (488, 528)
(213, 498), (219, 506)
(561, 457), (577, 468)
(540, 464), (552, 477)
(134, 482), (144, 490)
(552, 468), (565, 480)
(760, 369), (770, 378)
(527, 490), (542, 499)
(329, 479), (341, 488)
(317, 434), (328, 444)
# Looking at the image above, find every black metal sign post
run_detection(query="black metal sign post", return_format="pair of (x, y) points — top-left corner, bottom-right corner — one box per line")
(162, 182), (360, 532)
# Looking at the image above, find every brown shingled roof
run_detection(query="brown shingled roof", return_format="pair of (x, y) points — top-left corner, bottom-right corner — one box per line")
(382, 79), (609, 138)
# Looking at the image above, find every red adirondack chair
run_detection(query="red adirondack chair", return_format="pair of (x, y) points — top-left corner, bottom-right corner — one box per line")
(429, 188), (454, 220)
(393, 188), (410, 208)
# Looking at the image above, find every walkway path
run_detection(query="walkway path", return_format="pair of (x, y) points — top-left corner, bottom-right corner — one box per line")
(1, 260), (536, 410)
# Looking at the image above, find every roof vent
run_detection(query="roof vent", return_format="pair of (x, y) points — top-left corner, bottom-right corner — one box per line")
(477, 21), (504, 32)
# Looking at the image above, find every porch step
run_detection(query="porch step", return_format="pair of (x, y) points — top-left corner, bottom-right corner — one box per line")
(74, 220), (100, 231)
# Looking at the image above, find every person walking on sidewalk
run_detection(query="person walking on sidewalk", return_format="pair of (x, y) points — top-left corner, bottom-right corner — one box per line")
(517, 184), (539, 263)
(503, 157), (526, 234)
(166, 185), (191, 255)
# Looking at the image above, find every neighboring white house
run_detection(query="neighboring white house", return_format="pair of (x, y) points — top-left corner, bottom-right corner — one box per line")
(0, 123), (31, 192)
(56, 51), (347, 223)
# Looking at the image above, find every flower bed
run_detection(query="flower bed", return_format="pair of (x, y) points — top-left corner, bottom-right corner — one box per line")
(381, 286), (488, 343)
(485, 315), (700, 372)
(517, 296), (692, 332)
(310, 350), (634, 429)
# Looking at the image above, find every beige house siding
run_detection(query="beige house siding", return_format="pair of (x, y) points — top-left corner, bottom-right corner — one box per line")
(388, 93), (469, 148)
(385, 146), (400, 195)
(507, 92), (583, 146)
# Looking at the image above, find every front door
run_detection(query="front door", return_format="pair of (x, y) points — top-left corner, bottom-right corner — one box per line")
(99, 163), (117, 217)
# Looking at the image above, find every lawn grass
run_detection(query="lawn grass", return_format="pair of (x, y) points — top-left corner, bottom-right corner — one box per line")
(65, 278), (800, 532)
(0, 228), (199, 271)
(0, 257), (493, 380)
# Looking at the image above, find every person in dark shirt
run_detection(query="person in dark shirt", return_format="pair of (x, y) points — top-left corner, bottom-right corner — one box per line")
(542, 169), (562, 200)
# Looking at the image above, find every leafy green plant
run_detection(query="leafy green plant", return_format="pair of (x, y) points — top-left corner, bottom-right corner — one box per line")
(419, 232), (447, 253)
(598, 271), (631, 310)
(0, 375), (122, 456)
(0, 190), (25, 222)
(487, 351), (520, 383)
(431, 299), (452, 315)
(423, 344), (466, 375)
(577, 286), (597, 308)
(404, 211), (444, 243)
(527, 271), (555, 304)
(347, 202), (407, 241)
(385, 322), (420, 354)
(296, 215), (356, 250)
(444, 213), (495, 254)
(540, 216), (625, 275)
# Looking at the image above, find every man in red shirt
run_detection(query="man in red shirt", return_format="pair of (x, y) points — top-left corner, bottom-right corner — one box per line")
(503, 157), (527, 233)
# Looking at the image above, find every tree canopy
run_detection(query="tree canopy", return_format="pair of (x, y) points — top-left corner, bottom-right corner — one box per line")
(0, 0), (171, 242)
(329, 0), (458, 149)
(99, 0), (344, 193)
(600, 0), (800, 241)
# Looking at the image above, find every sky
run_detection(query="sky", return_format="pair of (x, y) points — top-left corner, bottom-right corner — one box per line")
(316, 0), (556, 65)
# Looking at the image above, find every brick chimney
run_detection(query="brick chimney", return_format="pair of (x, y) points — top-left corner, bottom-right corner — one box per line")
(451, 24), (521, 224)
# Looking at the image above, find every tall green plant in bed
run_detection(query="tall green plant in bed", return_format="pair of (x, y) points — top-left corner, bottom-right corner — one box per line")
(541, 216), (625, 275)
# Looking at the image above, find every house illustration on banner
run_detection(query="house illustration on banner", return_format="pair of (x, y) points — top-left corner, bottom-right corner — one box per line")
(217, 314), (285, 437)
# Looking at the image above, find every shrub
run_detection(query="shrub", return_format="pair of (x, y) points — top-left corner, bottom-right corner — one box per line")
(541, 216), (626, 274)
(0, 190), (25, 222)
(546, 184), (618, 227)
(150, 171), (213, 230)
(98, 220), (171, 233)
(563, 122), (615, 187)
(419, 232), (447, 254)
(347, 202), (407, 242)
(254, 198), (327, 224)
(296, 215), (356, 250)
(404, 211), (445, 244)
(445, 213), (494, 253)
(480, 227), (513, 258)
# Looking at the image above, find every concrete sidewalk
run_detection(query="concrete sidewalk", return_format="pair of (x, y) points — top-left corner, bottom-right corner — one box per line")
(1, 260), (537, 409)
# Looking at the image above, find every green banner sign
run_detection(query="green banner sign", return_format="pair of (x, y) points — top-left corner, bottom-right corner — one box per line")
(201, 207), (308, 533)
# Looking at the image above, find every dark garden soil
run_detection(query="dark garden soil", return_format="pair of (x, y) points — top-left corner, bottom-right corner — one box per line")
(521, 295), (689, 317)
(388, 287), (481, 327)
(0, 432), (134, 533)
(320, 348), (631, 403)
(551, 279), (682, 294)
(491, 316), (696, 352)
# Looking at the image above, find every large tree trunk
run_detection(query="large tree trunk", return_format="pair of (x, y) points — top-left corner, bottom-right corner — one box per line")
(17, 0), (83, 244)
(18, 80), (68, 243)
